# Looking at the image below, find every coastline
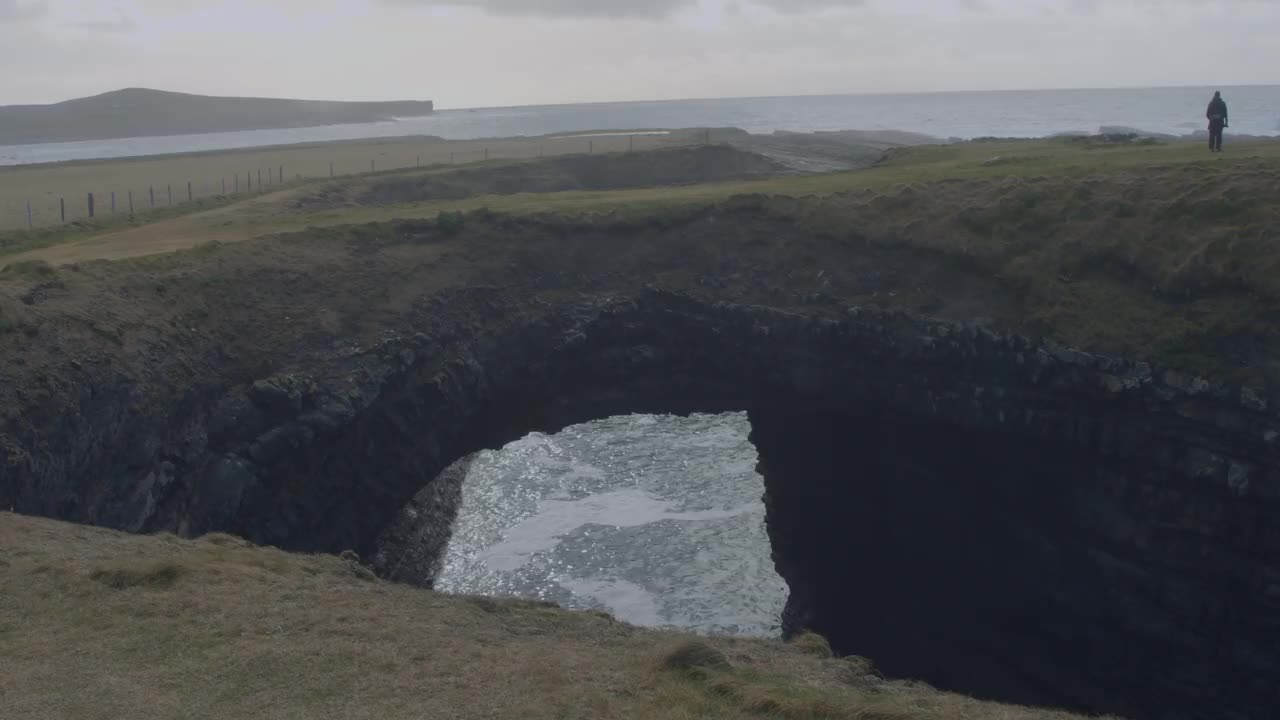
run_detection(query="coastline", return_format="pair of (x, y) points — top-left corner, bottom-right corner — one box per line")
(0, 131), (712, 231)
(5, 84), (1279, 169)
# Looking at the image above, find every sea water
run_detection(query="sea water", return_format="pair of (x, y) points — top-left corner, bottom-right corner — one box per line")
(433, 413), (789, 637)
(3, 85), (1277, 166)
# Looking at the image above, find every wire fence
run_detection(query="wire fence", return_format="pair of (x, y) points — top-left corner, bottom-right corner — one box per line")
(0, 131), (710, 233)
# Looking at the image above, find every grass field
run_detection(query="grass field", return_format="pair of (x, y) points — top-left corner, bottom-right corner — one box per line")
(0, 129), (701, 232)
(4, 134), (1278, 267)
(7, 133), (1276, 383)
(0, 512), (1107, 720)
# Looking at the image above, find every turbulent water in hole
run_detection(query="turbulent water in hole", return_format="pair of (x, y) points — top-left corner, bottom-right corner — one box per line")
(434, 413), (789, 637)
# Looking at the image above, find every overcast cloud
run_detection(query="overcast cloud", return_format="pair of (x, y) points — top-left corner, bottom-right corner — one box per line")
(1, 0), (1276, 107)
(391, 0), (870, 17)
(0, 0), (46, 21)
(390, 0), (691, 18)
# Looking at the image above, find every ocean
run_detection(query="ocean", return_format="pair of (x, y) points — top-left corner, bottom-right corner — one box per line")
(2, 85), (1277, 166)
(434, 413), (789, 638)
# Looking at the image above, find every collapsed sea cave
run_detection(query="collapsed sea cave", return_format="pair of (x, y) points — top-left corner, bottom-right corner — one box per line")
(6, 290), (1280, 720)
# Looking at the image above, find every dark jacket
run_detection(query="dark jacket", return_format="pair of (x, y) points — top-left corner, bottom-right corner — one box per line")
(1207, 97), (1229, 126)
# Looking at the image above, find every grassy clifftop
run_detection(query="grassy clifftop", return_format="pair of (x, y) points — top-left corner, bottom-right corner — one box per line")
(0, 88), (434, 145)
(0, 512), (1104, 720)
(5, 137), (1278, 383)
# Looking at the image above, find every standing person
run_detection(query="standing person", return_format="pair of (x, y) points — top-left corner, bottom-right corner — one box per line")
(1206, 91), (1229, 152)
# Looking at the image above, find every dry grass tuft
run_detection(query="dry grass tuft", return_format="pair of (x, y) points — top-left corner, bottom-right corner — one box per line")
(89, 562), (187, 590)
(844, 655), (882, 679)
(665, 640), (733, 673)
(198, 532), (250, 547)
(681, 664), (915, 720)
(465, 595), (559, 615)
(790, 631), (835, 658)
(0, 259), (58, 280)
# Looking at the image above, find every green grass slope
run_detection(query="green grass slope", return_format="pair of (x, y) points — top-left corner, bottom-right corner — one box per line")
(0, 512), (1110, 720)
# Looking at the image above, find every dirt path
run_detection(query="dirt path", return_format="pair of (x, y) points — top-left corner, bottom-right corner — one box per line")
(0, 132), (695, 233)
(5, 144), (786, 266)
(5, 188), (311, 265)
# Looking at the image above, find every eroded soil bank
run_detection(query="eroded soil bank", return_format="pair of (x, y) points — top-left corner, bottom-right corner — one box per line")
(3, 189), (1279, 720)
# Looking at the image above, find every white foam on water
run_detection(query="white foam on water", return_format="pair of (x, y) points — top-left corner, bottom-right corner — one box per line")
(476, 489), (752, 572)
(434, 412), (788, 637)
(558, 577), (666, 627)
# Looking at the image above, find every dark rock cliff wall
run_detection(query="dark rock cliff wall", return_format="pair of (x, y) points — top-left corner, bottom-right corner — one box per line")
(754, 408), (1279, 720)
(4, 290), (1279, 719)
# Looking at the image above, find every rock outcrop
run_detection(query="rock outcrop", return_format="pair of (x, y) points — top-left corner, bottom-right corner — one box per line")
(2, 209), (1278, 720)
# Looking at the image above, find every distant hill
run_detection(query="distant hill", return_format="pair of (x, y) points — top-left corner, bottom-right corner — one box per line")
(0, 88), (434, 146)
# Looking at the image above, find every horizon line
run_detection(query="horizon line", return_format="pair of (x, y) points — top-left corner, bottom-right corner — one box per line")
(6, 82), (1276, 112)
(437, 83), (1280, 112)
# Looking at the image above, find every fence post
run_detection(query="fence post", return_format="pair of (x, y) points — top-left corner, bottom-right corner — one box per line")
(188, 181), (193, 203)
(257, 169), (262, 188)
(417, 154), (421, 167)
(167, 185), (172, 206)
(60, 197), (66, 222)
(329, 162), (334, 178)
(222, 178), (226, 195)
(88, 193), (95, 218)
(26, 200), (32, 229)
(370, 159), (375, 173)
(279, 165), (283, 184)
(150, 186), (155, 207)
(128, 190), (134, 214)
(111, 191), (116, 213)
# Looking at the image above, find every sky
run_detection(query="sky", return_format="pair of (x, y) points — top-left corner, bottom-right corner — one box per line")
(1, 0), (1277, 108)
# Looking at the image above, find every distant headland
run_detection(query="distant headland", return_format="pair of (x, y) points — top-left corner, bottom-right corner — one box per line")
(0, 88), (434, 146)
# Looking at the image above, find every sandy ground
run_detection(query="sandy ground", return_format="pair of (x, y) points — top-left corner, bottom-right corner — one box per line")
(0, 130), (699, 231)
